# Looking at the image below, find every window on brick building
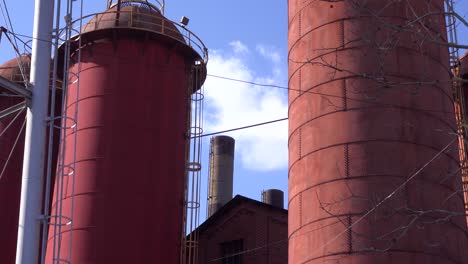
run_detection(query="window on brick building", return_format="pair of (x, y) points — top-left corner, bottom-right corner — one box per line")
(221, 239), (243, 264)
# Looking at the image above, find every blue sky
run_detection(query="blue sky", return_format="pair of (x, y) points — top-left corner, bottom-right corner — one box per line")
(1, 0), (468, 224)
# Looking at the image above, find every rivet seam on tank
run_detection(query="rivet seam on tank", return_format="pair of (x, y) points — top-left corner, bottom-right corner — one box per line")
(298, 68), (302, 96)
(342, 79), (347, 111)
(339, 20), (345, 47)
(344, 144), (349, 178)
(299, 128), (302, 160)
(347, 216), (353, 254)
(298, 10), (302, 38)
(299, 192), (303, 227)
(340, 20), (347, 112)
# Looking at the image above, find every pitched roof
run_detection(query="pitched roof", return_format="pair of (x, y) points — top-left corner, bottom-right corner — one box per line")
(195, 195), (288, 235)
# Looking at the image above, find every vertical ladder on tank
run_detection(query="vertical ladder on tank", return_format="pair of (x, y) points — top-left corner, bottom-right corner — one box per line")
(445, 0), (468, 215)
(181, 60), (205, 264)
(40, 0), (84, 263)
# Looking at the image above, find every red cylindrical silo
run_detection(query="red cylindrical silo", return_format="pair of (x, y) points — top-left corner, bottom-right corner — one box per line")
(0, 56), (62, 264)
(0, 56), (28, 264)
(288, 1), (468, 263)
(45, 1), (206, 263)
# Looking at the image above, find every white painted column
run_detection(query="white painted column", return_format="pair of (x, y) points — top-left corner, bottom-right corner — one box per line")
(16, 0), (55, 263)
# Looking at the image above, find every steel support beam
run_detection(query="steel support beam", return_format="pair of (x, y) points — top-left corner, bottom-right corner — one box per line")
(0, 75), (31, 99)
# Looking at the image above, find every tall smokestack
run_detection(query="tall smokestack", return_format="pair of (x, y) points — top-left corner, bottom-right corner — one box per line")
(261, 189), (284, 209)
(207, 135), (235, 217)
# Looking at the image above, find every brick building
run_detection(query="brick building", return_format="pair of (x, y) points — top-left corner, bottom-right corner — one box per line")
(195, 195), (288, 264)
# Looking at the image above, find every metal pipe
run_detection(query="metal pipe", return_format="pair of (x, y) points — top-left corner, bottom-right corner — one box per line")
(15, 0), (54, 263)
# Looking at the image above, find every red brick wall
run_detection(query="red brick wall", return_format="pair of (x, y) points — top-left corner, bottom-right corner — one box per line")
(198, 203), (287, 264)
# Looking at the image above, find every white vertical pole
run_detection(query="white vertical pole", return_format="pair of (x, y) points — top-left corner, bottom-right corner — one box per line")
(16, 0), (55, 263)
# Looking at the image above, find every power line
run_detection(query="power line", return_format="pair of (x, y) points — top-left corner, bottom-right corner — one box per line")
(1, 0), (19, 50)
(9, 31), (52, 44)
(207, 73), (457, 115)
(195, 117), (288, 138)
(3, 32), (461, 139)
(207, 74), (290, 90)
(0, 1), (28, 84)
(4, 30), (460, 139)
(4, 30), (463, 116)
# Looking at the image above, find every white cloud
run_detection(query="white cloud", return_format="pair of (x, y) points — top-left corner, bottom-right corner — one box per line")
(203, 44), (288, 171)
(256, 44), (281, 64)
(229, 40), (249, 55)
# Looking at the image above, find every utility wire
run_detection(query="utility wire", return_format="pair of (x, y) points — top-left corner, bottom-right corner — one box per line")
(195, 117), (288, 138)
(0, 0), (29, 84)
(1, 0), (20, 51)
(5, 30), (461, 138)
(3, 31), (462, 143)
(207, 74), (290, 90)
(207, 73), (457, 115)
(5, 31), (465, 115)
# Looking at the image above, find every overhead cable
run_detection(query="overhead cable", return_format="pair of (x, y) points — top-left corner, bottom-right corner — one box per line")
(0, 2), (28, 84)
(194, 117), (288, 138)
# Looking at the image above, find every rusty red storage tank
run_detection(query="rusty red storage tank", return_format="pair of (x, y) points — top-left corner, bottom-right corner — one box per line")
(288, 1), (468, 263)
(0, 56), (62, 264)
(45, 1), (207, 263)
(0, 56), (28, 264)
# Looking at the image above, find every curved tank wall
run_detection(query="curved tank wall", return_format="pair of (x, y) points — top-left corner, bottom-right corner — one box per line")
(262, 189), (284, 209)
(45, 3), (205, 263)
(207, 135), (235, 217)
(288, 1), (468, 263)
(0, 56), (28, 264)
(0, 56), (62, 264)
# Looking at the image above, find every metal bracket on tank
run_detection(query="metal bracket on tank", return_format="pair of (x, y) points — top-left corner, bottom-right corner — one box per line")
(47, 116), (77, 130)
(53, 258), (71, 264)
(40, 215), (73, 227)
